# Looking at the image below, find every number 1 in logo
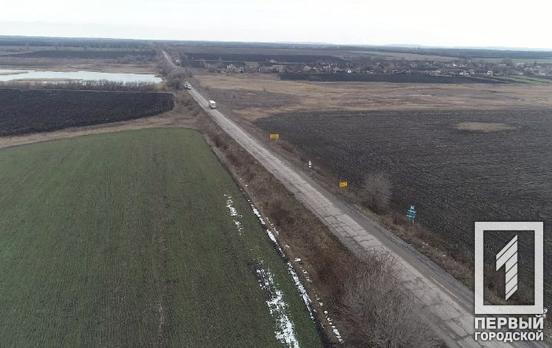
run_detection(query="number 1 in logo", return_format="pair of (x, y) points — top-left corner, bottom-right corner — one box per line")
(496, 235), (518, 300)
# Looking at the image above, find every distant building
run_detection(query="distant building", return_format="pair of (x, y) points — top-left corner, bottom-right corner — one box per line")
(258, 64), (284, 73)
(244, 62), (260, 72)
(226, 64), (243, 73)
(271, 65), (285, 73)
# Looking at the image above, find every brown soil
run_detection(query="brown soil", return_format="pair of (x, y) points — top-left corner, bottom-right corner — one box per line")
(194, 72), (552, 120)
(455, 121), (516, 132)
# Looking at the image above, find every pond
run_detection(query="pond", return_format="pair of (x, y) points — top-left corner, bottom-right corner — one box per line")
(0, 69), (162, 84)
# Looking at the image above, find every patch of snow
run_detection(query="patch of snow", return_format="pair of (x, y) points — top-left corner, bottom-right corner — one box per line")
(224, 194), (244, 235)
(319, 307), (343, 343)
(266, 229), (286, 257)
(250, 204), (267, 226)
(233, 220), (244, 234)
(331, 325), (343, 343)
(247, 199), (343, 344)
(224, 194), (240, 217)
(255, 266), (300, 348)
(287, 262), (314, 319)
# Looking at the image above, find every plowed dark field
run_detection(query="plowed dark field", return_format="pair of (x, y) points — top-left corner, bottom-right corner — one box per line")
(256, 109), (552, 302)
(0, 89), (174, 136)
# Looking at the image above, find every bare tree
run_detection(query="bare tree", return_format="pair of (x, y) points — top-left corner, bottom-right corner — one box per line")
(361, 173), (392, 213)
(341, 252), (439, 347)
(166, 69), (187, 90)
(157, 51), (190, 90)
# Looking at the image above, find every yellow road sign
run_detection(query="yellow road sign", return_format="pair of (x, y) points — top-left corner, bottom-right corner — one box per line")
(339, 179), (348, 188)
(269, 133), (280, 141)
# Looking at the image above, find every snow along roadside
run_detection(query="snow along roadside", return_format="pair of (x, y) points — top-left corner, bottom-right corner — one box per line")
(224, 193), (301, 347)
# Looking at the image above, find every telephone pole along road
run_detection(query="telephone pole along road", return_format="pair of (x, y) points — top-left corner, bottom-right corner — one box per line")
(167, 53), (544, 348)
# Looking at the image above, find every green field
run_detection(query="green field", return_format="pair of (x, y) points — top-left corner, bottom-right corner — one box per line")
(0, 128), (321, 347)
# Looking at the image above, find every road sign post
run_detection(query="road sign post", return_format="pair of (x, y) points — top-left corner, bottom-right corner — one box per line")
(339, 179), (348, 189)
(406, 205), (416, 223)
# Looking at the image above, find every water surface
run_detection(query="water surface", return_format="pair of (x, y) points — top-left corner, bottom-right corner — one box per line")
(0, 69), (162, 84)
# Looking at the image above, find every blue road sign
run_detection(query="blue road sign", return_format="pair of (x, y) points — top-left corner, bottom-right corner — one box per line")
(406, 205), (416, 223)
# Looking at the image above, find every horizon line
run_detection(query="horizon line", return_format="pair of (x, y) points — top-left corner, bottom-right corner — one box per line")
(1, 34), (552, 52)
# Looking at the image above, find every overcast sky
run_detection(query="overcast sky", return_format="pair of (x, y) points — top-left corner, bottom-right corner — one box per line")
(1, 0), (551, 49)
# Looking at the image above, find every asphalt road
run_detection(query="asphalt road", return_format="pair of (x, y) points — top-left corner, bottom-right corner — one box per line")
(174, 52), (547, 347)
